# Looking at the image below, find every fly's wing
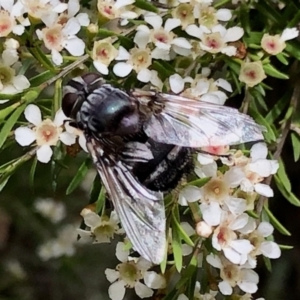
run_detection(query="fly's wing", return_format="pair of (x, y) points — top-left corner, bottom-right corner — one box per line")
(134, 91), (265, 148)
(86, 137), (166, 264)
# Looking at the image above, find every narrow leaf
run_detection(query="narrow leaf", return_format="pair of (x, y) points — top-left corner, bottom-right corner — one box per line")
(66, 158), (91, 195)
(264, 205), (291, 236)
(0, 104), (26, 149)
(263, 64), (289, 80)
(291, 132), (300, 162)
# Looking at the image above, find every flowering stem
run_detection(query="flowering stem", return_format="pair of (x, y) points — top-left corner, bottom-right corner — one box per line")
(256, 80), (300, 214)
(43, 54), (89, 88)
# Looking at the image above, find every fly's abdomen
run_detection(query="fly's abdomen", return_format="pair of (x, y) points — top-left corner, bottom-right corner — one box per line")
(131, 139), (193, 192)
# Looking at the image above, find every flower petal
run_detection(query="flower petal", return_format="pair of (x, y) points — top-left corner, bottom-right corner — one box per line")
(137, 69), (151, 83)
(257, 222), (274, 237)
(63, 37), (85, 56)
(24, 104), (42, 126)
(108, 280), (126, 300)
(281, 28), (299, 41)
(14, 127), (36, 146)
(260, 241), (281, 259)
(105, 269), (120, 283)
(200, 202), (222, 226)
(144, 271), (166, 289)
(135, 281), (153, 299)
(13, 75), (30, 91)
(224, 27), (244, 42)
(144, 12), (162, 29)
(60, 131), (76, 145)
(113, 62), (133, 77)
(62, 17), (80, 35)
(169, 73), (184, 94)
(93, 61), (109, 75)
(254, 183), (274, 197)
(51, 49), (63, 66)
(216, 8), (232, 21)
(36, 145), (53, 163)
(218, 280), (233, 295)
(116, 242), (129, 262)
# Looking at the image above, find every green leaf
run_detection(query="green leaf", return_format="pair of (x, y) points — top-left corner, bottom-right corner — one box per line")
(285, 41), (300, 61)
(95, 186), (106, 214)
(276, 53), (289, 65)
(253, 2), (282, 24)
(265, 92), (290, 124)
(172, 206), (183, 272)
(0, 92), (23, 101)
(263, 64), (289, 80)
(172, 215), (194, 247)
(29, 157), (37, 189)
(0, 102), (22, 121)
(171, 225), (182, 273)
(66, 158), (91, 195)
(264, 205), (291, 236)
(28, 42), (57, 72)
(53, 78), (62, 116)
(274, 175), (300, 207)
(188, 177), (211, 188)
(276, 159), (291, 192)
(291, 132), (300, 162)
(0, 104), (26, 149)
(97, 29), (134, 49)
(263, 256), (272, 272)
(30, 70), (56, 86)
(0, 176), (10, 192)
(134, 0), (158, 13)
(152, 61), (174, 81)
(18, 58), (34, 75)
(279, 244), (294, 250)
(239, 3), (251, 34)
(222, 56), (241, 74)
(249, 108), (277, 142)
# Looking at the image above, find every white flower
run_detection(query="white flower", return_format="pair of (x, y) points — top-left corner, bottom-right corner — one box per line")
(195, 5), (232, 29)
(97, 0), (137, 24)
(261, 27), (299, 55)
(240, 143), (279, 197)
(137, 12), (192, 60)
(113, 32), (163, 87)
(186, 24), (244, 56)
(38, 224), (78, 261)
(0, 48), (30, 94)
(173, 73), (232, 104)
(78, 209), (121, 243)
(113, 30), (153, 82)
(12, 0), (68, 24)
(105, 242), (166, 300)
(14, 105), (75, 163)
(36, 17), (85, 66)
(92, 38), (118, 75)
(244, 221), (281, 267)
(0, 0), (26, 36)
(34, 197), (66, 223)
(207, 254), (259, 295)
(212, 212), (254, 264)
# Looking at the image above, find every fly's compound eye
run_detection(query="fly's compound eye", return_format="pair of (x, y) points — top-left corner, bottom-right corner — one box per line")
(62, 92), (84, 119)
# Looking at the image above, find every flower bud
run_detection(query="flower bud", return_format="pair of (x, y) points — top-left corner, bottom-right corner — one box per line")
(196, 221), (213, 238)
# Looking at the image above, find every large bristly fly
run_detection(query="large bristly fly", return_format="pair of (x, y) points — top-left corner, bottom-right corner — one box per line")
(62, 73), (265, 264)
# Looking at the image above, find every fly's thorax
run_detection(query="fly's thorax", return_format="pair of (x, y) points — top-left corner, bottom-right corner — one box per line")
(79, 84), (141, 136)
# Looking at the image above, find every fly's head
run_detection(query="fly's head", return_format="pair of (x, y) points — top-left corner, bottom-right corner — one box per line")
(63, 73), (141, 136)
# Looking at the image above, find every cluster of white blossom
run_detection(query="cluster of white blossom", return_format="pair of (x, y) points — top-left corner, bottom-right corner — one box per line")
(0, 0), (298, 299)
(178, 142), (281, 296)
